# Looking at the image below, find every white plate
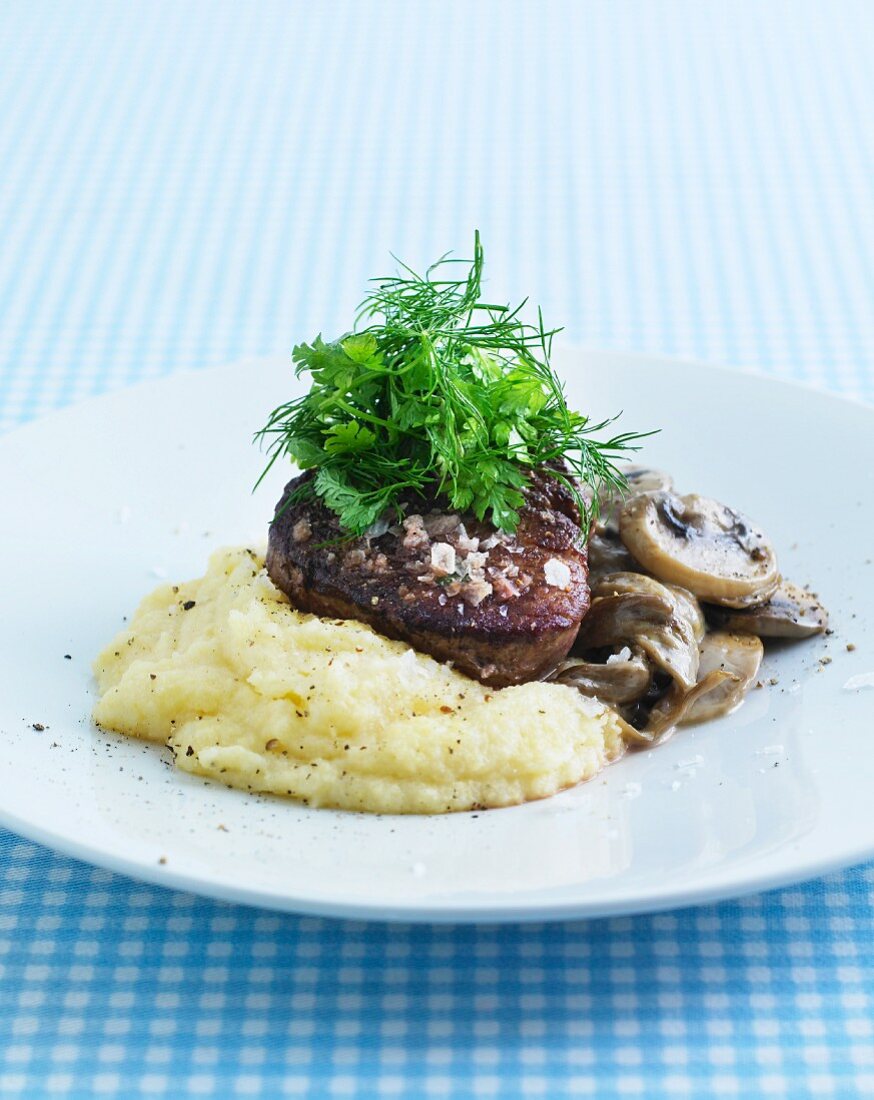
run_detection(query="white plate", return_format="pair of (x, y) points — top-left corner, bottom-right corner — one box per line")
(3, 352), (872, 922)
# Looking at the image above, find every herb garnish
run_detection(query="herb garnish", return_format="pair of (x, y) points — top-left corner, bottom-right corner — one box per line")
(256, 234), (648, 535)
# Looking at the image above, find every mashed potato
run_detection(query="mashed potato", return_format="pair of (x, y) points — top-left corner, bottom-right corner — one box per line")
(93, 547), (626, 814)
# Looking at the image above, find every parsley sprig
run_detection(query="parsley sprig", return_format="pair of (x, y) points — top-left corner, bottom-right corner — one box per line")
(256, 234), (648, 535)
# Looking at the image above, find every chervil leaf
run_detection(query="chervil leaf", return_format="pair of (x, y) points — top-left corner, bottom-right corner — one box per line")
(313, 467), (382, 532)
(287, 437), (325, 467)
(340, 333), (379, 365)
(323, 421), (377, 455)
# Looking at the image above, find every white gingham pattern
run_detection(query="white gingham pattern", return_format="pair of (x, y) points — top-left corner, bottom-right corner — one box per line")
(1, 2), (872, 1096)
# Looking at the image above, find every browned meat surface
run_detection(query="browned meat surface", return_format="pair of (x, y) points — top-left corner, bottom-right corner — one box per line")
(266, 467), (591, 687)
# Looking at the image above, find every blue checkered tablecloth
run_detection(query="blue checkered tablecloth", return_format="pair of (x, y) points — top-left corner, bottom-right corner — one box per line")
(2, 2), (872, 1096)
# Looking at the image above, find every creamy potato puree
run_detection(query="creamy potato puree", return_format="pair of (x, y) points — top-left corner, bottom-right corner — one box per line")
(93, 547), (625, 814)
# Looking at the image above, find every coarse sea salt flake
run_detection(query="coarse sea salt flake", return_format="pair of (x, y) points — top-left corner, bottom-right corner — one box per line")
(544, 558), (571, 589)
(430, 542), (456, 576)
(622, 782), (642, 800)
(397, 649), (426, 680)
(607, 646), (633, 666)
(755, 744), (784, 756)
(675, 755), (704, 770)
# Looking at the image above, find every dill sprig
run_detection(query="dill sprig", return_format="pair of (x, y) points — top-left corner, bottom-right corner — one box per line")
(256, 233), (649, 536)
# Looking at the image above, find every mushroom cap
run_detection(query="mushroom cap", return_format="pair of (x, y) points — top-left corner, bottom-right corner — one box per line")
(596, 572), (706, 645)
(588, 467), (673, 582)
(640, 668), (735, 743)
(668, 583), (706, 643)
(619, 491), (779, 608)
(583, 572), (702, 691)
(574, 590), (675, 646)
(636, 630), (763, 740)
(621, 465), (675, 496)
(587, 527), (639, 583)
(681, 631), (764, 725)
(704, 580), (828, 638)
(596, 466), (674, 539)
(550, 653), (652, 706)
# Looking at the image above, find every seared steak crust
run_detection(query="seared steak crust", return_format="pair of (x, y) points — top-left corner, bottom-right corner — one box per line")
(266, 468), (590, 686)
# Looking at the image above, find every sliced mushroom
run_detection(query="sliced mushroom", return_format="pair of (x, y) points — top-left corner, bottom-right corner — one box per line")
(580, 574), (700, 691)
(668, 584), (706, 643)
(599, 465), (674, 512)
(704, 580), (828, 638)
(590, 571), (661, 600)
(638, 668), (736, 743)
(593, 572), (706, 645)
(574, 591), (675, 646)
(596, 466), (674, 537)
(550, 652), (652, 706)
(681, 631), (764, 724)
(615, 627), (764, 744)
(588, 468), (673, 581)
(619, 491), (779, 609)
(611, 710), (654, 749)
(587, 527), (640, 582)
(620, 465), (675, 496)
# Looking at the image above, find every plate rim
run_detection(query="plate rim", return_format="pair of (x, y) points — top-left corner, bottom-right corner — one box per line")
(0, 796), (871, 923)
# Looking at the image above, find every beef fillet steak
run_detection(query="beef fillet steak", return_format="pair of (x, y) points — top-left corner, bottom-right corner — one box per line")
(266, 468), (591, 687)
